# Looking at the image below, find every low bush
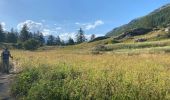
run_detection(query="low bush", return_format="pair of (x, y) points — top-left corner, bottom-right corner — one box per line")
(13, 42), (23, 49)
(92, 44), (112, 52)
(11, 68), (39, 98)
(23, 39), (40, 50)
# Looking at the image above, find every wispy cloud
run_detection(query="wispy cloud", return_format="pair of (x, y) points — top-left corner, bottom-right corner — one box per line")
(55, 27), (62, 30)
(75, 22), (80, 25)
(85, 20), (104, 30)
(75, 20), (104, 30)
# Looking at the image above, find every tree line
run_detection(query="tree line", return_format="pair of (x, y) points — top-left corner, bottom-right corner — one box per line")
(0, 24), (96, 50)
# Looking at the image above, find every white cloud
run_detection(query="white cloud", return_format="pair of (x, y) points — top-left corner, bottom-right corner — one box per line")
(0, 22), (6, 30)
(17, 20), (43, 32)
(75, 20), (104, 30)
(17, 20), (62, 36)
(1, 22), (5, 27)
(58, 32), (103, 41)
(75, 22), (80, 25)
(42, 29), (51, 36)
(55, 27), (62, 30)
(42, 28), (61, 36)
(85, 20), (104, 30)
(59, 32), (76, 41)
(41, 19), (46, 23)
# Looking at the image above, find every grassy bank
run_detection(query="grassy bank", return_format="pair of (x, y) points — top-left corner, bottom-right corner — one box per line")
(105, 39), (170, 51)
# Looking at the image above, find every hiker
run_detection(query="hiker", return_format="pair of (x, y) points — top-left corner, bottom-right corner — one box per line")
(1, 48), (13, 74)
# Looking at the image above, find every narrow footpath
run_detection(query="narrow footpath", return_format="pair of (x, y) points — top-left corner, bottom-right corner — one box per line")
(0, 61), (18, 100)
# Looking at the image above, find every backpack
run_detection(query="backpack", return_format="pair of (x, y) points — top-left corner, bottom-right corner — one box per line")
(2, 50), (10, 60)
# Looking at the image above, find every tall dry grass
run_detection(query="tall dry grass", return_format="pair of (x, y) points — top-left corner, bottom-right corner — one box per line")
(11, 50), (170, 100)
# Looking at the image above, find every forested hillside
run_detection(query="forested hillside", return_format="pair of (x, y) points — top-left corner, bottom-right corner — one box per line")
(106, 4), (170, 36)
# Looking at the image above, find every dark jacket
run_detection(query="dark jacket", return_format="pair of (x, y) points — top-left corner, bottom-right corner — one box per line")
(1, 50), (11, 60)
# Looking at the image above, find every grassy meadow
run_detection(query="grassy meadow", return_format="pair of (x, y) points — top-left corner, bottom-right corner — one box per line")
(1, 1), (170, 100)
(10, 45), (170, 100)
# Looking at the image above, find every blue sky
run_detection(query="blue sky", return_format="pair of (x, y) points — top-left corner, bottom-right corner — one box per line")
(0, 0), (170, 40)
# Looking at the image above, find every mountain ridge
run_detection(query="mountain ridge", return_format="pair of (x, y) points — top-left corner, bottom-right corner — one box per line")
(106, 3), (170, 37)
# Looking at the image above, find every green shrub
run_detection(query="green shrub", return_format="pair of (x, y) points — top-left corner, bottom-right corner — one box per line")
(27, 80), (65, 100)
(11, 68), (39, 98)
(23, 39), (40, 50)
(14, 42), (23, 49)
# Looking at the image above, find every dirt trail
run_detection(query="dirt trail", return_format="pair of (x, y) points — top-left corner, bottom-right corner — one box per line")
(0, 61), (18, 100)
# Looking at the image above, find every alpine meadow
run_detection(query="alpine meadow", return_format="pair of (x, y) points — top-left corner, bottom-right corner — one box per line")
(0, 1), (170, 100)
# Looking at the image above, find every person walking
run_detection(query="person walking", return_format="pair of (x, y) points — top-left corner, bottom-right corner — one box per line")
(1, 48), (13, 74)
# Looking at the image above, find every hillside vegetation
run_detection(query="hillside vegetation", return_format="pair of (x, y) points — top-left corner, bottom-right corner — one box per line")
(106, 4), (170, 36)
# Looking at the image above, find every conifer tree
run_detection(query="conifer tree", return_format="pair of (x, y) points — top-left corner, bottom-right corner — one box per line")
(76, 28), (86, 44)
(0, 24), (5, 42)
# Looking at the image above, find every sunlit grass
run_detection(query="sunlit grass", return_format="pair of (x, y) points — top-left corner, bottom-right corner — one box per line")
(10, 49), (170, 100)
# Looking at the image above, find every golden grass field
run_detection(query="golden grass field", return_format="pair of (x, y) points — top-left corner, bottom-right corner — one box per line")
(10, 48), (170, 100)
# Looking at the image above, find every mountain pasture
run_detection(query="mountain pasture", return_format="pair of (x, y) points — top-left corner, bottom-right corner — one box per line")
(10, 47), (170, 100)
